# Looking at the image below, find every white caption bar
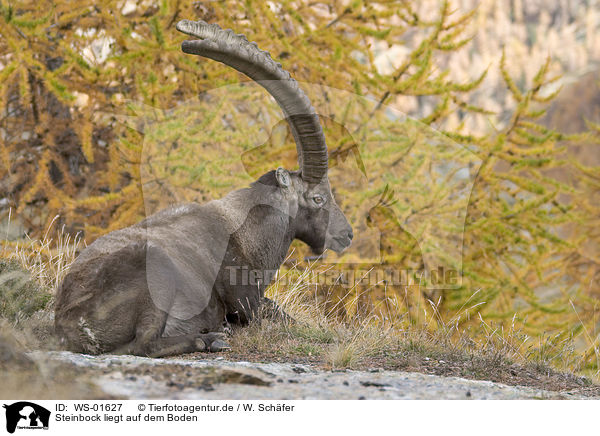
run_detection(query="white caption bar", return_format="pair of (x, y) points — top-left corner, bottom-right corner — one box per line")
(0, 400), (596, 436)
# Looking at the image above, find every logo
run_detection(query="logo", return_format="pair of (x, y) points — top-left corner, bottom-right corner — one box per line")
(2, 402), (50, 434)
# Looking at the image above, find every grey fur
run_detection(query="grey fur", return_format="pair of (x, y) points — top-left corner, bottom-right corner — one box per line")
(54, 21), (353, 358)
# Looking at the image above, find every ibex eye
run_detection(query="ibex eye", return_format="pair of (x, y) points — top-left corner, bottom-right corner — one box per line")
(313, 195), (324, 205)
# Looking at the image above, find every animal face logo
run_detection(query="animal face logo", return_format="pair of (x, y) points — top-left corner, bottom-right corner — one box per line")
(105, 81), (480, 321)
(2, 402), (50, 434)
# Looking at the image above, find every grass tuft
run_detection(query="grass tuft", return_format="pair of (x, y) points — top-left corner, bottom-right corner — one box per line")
(5, 215), (83, 292)
(0, 259), (51, 323)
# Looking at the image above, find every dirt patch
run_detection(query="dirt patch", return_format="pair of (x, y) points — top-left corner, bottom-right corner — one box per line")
(116, 363), (272, 392)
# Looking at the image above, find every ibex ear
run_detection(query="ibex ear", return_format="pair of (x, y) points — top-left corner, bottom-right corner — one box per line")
(275, 167), (290, 188)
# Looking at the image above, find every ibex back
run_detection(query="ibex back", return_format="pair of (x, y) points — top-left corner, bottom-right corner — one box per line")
(54, 20), (353, 357)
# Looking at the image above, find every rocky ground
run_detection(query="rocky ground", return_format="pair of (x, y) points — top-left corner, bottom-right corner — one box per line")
(1, 315), (598, 400)
(15, 351), (595, 400)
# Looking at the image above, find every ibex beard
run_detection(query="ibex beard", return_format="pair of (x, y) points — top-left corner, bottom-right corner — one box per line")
(54, 20), (353, 358)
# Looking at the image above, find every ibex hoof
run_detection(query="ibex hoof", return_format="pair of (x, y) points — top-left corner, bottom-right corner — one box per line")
(209, 339), (231, 352)
(196, 332), (230, 352)
(194, 337), (208, 351)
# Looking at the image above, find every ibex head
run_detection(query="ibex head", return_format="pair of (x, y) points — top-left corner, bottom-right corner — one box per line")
(177, 20), (353, 254)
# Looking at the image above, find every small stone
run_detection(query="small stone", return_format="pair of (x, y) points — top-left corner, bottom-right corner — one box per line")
(200, 383), (215, 391)
(121, 0), (137, 15)
(73, 91), (89, 108)
(360, 381), (389, 388)
(166, 380), (184, 390)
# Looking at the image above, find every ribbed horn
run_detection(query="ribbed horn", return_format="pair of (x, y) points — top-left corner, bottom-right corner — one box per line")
(176, 19), (328, 183)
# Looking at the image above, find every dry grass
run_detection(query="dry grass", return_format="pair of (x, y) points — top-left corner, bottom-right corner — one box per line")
(218, 257), (598, 394)
(0, 224), (597, 396)
(0, 213), (98, 398)
(0, 212), (81, 347)
(2, 212), (83, 292)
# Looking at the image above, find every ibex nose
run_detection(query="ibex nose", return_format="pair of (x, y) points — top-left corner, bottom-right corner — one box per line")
(347, 230), (354, 240)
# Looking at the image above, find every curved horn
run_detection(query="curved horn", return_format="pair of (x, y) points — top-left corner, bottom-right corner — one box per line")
(176, 19), (328, 183)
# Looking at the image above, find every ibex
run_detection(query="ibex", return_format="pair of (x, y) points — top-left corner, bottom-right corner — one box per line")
(54, 20), (353, 357)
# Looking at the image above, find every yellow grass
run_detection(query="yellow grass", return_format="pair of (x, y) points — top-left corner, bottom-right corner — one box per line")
(2, 212), (83, 292)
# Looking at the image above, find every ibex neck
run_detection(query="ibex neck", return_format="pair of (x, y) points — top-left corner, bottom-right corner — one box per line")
(219, 185), (295, 271)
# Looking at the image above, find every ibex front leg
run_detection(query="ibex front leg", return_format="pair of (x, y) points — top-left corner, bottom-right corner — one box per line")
(113, 332), (230, 357)
(112, 304), (230, 357)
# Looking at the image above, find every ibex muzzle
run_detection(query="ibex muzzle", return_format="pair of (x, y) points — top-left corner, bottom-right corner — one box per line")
(54, 20), (353, 357)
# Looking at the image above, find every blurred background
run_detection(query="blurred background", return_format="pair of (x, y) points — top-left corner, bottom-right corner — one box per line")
(0, 0), (599, 376)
